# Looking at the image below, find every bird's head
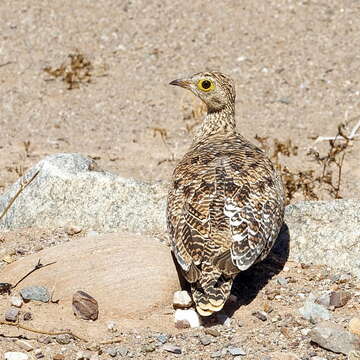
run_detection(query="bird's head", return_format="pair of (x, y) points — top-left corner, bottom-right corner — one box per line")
(170, 71), (236, 113)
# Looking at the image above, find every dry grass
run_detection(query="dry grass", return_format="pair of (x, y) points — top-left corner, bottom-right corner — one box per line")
(255, 122), (355, 204)
(44, 52), (106, 90)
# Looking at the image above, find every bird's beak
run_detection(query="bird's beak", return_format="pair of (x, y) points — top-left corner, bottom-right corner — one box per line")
(169, 78), (192, 90)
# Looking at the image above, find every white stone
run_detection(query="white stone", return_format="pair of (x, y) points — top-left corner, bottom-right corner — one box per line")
(107, 320), (117, 332)
(11, 296), (23, 308)
(174, 309), (200, 328)
(173, 290), (193, 309)
(4, 352), (29, 360)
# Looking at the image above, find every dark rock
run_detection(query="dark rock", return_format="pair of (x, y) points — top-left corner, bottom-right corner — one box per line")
(72, 290), (98, 321)
(23, 312), (32, 321)
(20, 286), (50, 303)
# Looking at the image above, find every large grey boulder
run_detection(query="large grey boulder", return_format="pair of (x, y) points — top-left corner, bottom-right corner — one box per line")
(0, 153), (167, 234)
(285, 200), (360, 278)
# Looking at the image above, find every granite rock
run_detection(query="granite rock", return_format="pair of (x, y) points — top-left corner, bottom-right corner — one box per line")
(0, 153), (166, 234)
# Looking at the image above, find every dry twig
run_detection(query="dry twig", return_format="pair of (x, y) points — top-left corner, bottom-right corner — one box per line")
(0, 170), (39, 222)
(0, 321), (88, 342)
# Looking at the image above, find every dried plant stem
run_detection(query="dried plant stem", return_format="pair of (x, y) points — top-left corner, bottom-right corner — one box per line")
(0, 321), (88, 342)
(0, 170), (39, 222)
(315, 116), (360, 143)
(100, 338), (122, 345)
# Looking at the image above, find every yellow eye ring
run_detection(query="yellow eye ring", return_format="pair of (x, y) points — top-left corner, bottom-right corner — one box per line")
(197, 79), (215, 92)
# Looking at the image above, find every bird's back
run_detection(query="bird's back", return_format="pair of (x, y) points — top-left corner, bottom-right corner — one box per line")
(167, 133), (285, 315)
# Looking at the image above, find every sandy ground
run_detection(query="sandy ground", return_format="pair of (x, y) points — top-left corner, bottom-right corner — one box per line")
(1, 0), (360, 198)
(1, 0), (360, 358)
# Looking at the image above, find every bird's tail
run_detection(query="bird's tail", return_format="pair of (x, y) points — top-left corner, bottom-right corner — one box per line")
(192, 275), (233, 316)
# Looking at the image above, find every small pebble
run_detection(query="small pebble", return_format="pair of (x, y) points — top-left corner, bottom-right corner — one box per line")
(175, 308), (200, 328)
(5, 307), (19, 322)
(23, 312), (32, 321)
(211, 351), (222, 358)
(162, 343), (182, 354)
(252, 310), (267, 321)
(227, 346), (246, 356)
(142, 344), (156, 353)
(11, 296), (23, 308)
(329, 290), (351, 308)
(4, 353), (29, 360)
(65, 225), (82, 235)
(277, 277), (288, 286)
(105, 348), (117, 357)
(107, 320), (117, 332)
(20, 286), (50, 303)
(205, 328), (220, 337)
(37, 336), (51, 344)
(34, 245), (43, 252)
(86, 343), (100, 351)
(299, 294), (331, 322)
(53, 354), (65, 360)
(56, 334), (71, 345)
(34, 349), (45, 359)
(72, 290), (99, 320)
(199, 335), (212, 346)
(173, 290), (193, 309)
(156, 334), (168, 344)
(117, 347), (128, 357)
(15, 340), (33, 352)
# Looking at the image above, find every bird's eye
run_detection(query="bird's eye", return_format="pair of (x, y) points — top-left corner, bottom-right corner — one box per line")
(197, 79), (214, 92)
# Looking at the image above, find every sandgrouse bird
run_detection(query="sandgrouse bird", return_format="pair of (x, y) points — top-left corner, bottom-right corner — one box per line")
(167, 71), (285, 316)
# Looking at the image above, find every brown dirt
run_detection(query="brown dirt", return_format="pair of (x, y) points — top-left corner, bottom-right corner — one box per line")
(1, 0), (360, 358)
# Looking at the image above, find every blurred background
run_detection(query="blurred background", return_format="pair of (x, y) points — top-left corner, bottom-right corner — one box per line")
(1, 0), (359, 202)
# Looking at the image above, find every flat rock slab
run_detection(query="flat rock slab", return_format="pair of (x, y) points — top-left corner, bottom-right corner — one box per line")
(0, 153), (167, 234)
(0, 233), (179, 338)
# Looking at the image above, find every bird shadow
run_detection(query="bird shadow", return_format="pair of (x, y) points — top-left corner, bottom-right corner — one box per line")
(224, 222), (290, 317)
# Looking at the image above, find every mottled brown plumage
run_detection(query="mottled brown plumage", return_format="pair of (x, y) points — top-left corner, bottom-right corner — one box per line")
(167, 71), (285, 316)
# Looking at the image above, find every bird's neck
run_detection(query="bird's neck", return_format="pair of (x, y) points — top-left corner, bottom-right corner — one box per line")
(193, 103), (236, 143)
